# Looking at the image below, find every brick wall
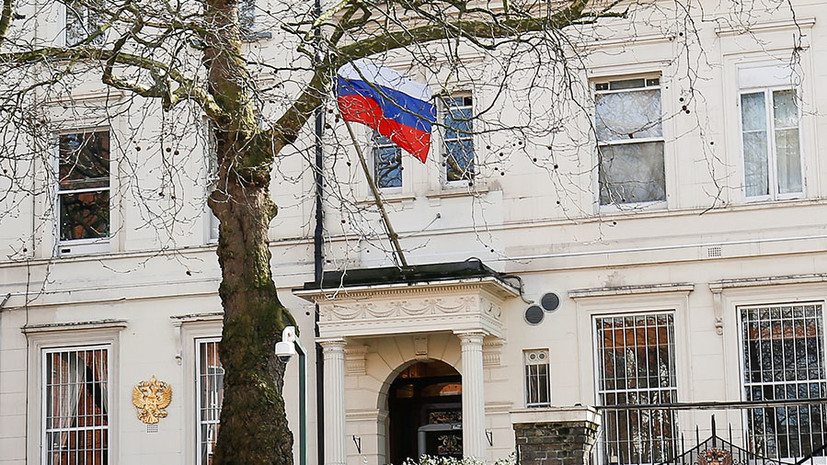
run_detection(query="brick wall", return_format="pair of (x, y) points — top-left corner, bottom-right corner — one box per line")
(513, 419), (600, 465)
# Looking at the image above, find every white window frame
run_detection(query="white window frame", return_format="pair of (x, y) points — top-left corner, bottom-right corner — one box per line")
(737, 64), (804, 202)
(593, 75), (666, 210)
(592, 311), (679, 465)
(441, 92), (475, 187)
(24, 321), (123, 465)
(523, 349), (551, 407)
(736, 301), (827, 460)
(54, 128), (111, 256)
(196, 337), (224, 465)
(41, 344), (111, 465)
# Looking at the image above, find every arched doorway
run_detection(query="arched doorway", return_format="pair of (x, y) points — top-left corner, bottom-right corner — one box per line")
(387, 360), (463, 464)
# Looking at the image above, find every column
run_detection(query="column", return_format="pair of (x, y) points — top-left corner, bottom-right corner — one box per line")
(456, 330), (487, 461)
(321, 338), (347, 465)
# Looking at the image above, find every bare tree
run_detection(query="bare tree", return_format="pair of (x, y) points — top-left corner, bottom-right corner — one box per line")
(0, 0), (809, 464)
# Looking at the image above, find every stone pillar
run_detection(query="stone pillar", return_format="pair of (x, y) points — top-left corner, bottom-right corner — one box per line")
(456, 330), (487, 461)
(511, 407), (602, 465)
(321, 338), (347, 465)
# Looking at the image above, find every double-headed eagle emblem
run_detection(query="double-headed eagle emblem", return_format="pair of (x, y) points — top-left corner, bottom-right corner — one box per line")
(132, 376), (173, 424)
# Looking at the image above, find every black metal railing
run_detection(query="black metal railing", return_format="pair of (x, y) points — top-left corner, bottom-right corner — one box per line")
(594, 399), (827, 465)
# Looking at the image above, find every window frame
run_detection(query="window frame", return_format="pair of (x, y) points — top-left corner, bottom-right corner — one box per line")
(41, 344), (111, 465)
(593, 75), (666, 209)
(737, 84), (805, 202)
(440, 92), (475, 187)
(54, 128), (112, 256)
(196, 337), (224, 465)
(736, 301), (827, 460)
(523, 348), (551, 408)
(24, 322), (123, 465)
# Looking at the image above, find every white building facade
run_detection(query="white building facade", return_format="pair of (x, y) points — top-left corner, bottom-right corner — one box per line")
(1, 1), (827, 465)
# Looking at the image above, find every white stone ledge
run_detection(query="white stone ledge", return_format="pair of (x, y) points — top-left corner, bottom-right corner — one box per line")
(569, 283), (695, 299)
(708, 273), (827, 292)
(22, 319), (128, 334)
(510, 406), (602, 426)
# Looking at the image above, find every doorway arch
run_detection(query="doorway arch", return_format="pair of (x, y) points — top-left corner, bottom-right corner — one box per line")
(386, 360), (463, 464)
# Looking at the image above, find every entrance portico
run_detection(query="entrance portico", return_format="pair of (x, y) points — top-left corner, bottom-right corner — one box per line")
(295, 261), (519, 465)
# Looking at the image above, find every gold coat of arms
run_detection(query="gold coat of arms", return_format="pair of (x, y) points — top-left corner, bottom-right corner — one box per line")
(132, 376), (172, 424)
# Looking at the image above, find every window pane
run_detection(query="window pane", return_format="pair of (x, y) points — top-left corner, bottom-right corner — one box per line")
(59, 132), (110, 190)
(743, 132), (769, 197)
(239, 0), (255, 33)
(776, 128), (801, 194)
(445, 140), (474, 182)
(65, 0), (103, 46)
(609, 78), (647, 90)
(373, 135), (402, 189)
(773, 91), (802, 195)
(595, 89), (662, 142)
(741, 92), (767, 131)
(773, 90), (799, 128)
(740, 93), (769, 197)
(599, 141), (665, 205)
(60, 190), (110, 240)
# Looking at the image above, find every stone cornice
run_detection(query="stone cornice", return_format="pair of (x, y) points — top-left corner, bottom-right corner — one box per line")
(294, 276), (520, 302)
(569, 283), (695, 299)
(22, 319), (128, 334)
(709, 273), (827, 292)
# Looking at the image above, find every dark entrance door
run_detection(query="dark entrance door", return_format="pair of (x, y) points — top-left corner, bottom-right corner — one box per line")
(387, 360), (463, 464)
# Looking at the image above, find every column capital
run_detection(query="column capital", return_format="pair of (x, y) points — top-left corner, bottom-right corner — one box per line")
(454, 330), (487, 345)
(318, 337), (347, 351)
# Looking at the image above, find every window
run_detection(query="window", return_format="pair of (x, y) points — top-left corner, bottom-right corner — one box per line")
(42, 345), (110, 465)
(740, 303), (826, 459)
(442, 94), (474, 184)
(65, 1), (104, 46)
(524, 349), (550, 407)
(204, 121), (219, 243)
(595, 313), (677, 464)
(197, 338), (224, 465)
(57, 130), (110, 254)
(595, 77), (665, 206)
(239, 0), (255, 34)
(373, 133), (402, 189)
(739, 66), (803, 199)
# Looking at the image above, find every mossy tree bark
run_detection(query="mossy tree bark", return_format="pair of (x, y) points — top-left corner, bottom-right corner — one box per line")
(203, 1), (297, 463)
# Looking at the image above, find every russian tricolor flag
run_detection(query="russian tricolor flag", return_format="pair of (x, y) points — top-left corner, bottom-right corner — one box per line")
(336, 61), (436, 163)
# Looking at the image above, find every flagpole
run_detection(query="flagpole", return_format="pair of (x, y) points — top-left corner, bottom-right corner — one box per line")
(342, 118), (410, 268)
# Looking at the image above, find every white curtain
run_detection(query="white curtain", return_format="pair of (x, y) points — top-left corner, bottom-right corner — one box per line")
(52, 352), (86, 454)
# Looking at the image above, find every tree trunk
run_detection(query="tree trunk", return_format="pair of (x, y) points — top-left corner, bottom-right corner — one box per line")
(209, 133), (294, 465)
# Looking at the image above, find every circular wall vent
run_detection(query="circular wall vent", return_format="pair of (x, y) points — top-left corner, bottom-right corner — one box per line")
(540, 292), (560, 312)
(524, 305), (544, 325)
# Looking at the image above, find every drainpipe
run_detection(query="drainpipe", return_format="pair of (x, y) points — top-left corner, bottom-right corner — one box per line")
(312, 0), (326, 462)
(0, 293), (10, 370)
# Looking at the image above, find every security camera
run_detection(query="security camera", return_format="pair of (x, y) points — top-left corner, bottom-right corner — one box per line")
(275, 326), (298, 362)
(275, 340), (296, 362)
